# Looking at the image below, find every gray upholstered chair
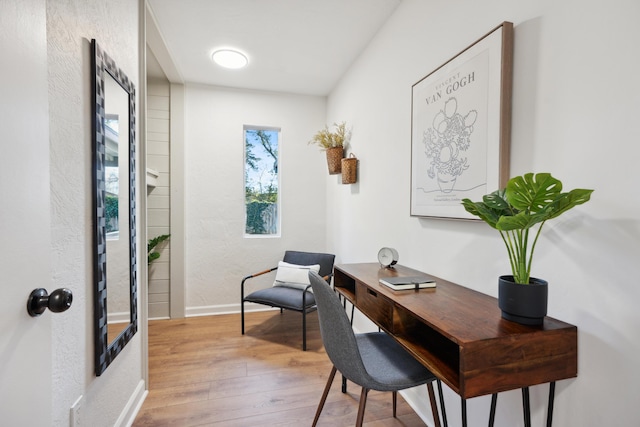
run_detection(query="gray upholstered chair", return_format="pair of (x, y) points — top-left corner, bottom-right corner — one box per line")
(309, 270), (444, 427)
(241, 250), (335, 351)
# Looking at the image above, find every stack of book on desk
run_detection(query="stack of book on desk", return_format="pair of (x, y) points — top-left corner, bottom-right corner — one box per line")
(379, 275), (436, 291)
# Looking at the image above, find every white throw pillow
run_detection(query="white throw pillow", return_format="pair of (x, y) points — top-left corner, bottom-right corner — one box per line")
(273, 261), (320, 291)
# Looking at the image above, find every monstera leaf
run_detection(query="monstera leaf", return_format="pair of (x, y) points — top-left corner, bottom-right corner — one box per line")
(462, 173), (593, 284)
(148, 234), (170, 265)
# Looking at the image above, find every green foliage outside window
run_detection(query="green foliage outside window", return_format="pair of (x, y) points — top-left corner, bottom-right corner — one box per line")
(245, 184), (278, 234)
(245, 128), (279, 235)
(105, 194), (118, 233)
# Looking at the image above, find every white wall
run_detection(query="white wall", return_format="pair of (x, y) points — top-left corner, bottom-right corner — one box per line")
(327, 0), (640, 425)
(147, 78), (172, 319)
(47, 0), (144, 425)
(184, 85), (328, 314)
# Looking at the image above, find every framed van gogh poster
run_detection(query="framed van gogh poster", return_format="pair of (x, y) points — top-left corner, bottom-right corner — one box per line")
(410, 22), (513, 219)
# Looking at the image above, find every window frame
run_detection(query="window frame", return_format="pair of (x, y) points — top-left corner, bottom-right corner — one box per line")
(243, 125), (282, 238)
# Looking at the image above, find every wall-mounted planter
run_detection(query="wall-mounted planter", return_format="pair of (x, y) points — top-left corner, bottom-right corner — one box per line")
(325, 146), (343, 175)
(341, 154), (358, 184)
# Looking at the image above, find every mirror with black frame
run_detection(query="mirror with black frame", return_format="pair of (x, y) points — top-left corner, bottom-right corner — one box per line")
(91, 39), (137, 376)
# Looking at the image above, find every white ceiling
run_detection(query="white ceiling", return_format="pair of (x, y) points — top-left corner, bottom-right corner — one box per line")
(146, 0), (401, 96)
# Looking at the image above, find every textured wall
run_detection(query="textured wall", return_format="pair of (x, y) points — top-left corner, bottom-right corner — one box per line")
(183, 84), (328, 314)
(47, 0), (142, 425)
(327, 0), (640, 425)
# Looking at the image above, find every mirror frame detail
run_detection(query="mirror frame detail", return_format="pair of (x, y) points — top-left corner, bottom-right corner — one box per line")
(91, 39), (138, 376)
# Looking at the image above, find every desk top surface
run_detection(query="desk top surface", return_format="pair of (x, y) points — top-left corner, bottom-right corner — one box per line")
(335, 263), (576, 345)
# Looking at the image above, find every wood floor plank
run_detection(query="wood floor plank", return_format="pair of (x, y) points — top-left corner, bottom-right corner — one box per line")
(141, 382), (212, 410)
(133, 310), (426, 426)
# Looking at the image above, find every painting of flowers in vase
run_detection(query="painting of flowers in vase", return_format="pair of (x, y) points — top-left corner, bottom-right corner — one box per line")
(410, 22), (513, 219)
(424, 97), (477, 194)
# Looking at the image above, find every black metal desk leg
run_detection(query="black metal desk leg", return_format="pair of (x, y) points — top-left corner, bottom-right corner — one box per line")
(342, 375), (347, 393)
(437, 380), (448, 427)
(546, 381), (556, 427)
(461, 397), (467, 427)
(522, 387), (531, 427)
(488, 393), (498, 427)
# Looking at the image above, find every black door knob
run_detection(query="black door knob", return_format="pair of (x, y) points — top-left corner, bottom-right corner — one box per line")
(27, 288), (73, 317)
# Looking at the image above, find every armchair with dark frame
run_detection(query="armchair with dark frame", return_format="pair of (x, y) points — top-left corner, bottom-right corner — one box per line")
(240, 250), (335, 351)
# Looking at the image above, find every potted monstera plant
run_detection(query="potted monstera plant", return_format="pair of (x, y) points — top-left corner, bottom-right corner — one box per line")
(308, 121), (351, 175)
(461, 173), (593, 325)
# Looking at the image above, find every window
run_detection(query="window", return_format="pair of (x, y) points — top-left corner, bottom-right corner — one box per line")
(104, 114), (120, 239)
(244, 126), (280, 236)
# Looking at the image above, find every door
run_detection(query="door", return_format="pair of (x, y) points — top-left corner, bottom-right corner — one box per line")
(0, 0), (52, 423)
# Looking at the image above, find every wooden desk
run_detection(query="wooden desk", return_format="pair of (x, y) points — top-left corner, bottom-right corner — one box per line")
(334, 263), (577, 402)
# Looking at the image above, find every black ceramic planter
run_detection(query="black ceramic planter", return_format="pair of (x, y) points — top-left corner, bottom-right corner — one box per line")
(498, 275), (548, 325)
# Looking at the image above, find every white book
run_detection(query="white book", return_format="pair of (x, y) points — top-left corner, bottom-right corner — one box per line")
(379, 276), (436, 291)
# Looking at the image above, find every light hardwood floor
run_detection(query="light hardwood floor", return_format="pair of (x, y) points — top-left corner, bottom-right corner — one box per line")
(133, 310), (427, 426)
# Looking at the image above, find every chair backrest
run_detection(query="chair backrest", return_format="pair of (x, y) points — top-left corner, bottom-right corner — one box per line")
(283, 251), (335, 283)
(309, 270), (370, 385)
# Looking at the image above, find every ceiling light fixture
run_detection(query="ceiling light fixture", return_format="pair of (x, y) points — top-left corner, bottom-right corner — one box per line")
(211, 49), (248, 69)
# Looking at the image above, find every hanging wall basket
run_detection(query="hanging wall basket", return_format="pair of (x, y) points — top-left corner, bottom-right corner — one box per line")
(341, 154), (358, 184)
(325, 146), (344, 175)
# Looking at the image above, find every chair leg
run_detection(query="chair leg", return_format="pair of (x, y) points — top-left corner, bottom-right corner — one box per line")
(302, 309), (307, 351)
(427, 382), (442, 427)
(356, 387), (370, 427)
(312, 366), (337, 427)
(392, 391), (397, 417)
(241, 300), (245, 335)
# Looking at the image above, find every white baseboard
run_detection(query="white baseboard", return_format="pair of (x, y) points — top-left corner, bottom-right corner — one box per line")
(107, 311), (131, 324)
(185, 302), (276, 317)
(118, 379), (148, 427)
